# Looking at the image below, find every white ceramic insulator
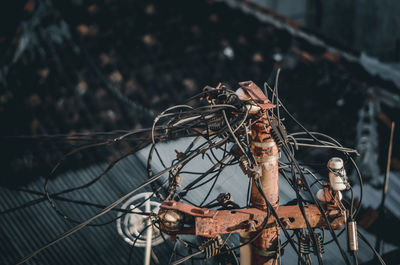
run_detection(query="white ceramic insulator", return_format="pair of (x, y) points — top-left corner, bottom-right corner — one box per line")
(328, 157), (347, 191)
(245, 104), (261, 114)
(338, 191), (343, 201)
(236, 88), (261, 114)
(316, 189), (326, 202)
(235, 88), (251, 101)
(316, 189), (342, 202)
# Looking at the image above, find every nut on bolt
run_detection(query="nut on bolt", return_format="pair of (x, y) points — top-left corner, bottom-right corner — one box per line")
(246, 220), (257, 231)
(159, 209), (184, 231)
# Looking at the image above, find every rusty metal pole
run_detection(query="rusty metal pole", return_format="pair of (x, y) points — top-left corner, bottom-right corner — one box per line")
(250, 115), (280, 265)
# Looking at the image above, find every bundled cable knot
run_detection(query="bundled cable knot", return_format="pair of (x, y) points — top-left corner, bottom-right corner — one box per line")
(270, 119), (287, 148)
(313, 233), (324, 256)
(239, 156), (261, 179)
(199, 236), (224, 259)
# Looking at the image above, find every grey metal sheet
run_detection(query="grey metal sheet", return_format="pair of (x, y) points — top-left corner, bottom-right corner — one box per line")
(1, 138), (396, 264)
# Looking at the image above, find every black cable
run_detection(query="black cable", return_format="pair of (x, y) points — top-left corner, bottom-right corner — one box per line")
(152, 223), (202, 261)
(173, 207), (272, 265)
(127, 223), (153, 265)
(281, 142), (351, 265)
(185, 168), (225, 191)
(1, 129), (148, 141)
(352, 253), (359, 265)
(17, 170), (163, 264)
(290, 131), (363, 219)
(168, 240), (179, 265)
(43, 140), (151, 224)
(279, 134), (349, 264)
(146, 99), (247, 200)
(265, 112), (324, 264)
(17, 135), (229, 264)
(254, 179), (304, 262)
(147, 100), (244, 200)
(199, 168), (223, 206)
(178, 154), (231, 196)
(274, 68), (281, 123)
(358, 231), (386, 265)
(229, 247), (240, 265)
(11, 76), (368, 265)
(265, 87), (350, 265)
(1, 187), (152, 217)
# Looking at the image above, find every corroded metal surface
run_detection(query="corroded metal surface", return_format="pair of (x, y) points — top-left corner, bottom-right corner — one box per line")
(157, 82), (347, 264)
(239, 81), (275, 110)
(249, 117), (280, 265)
(161, 200), (216, 218)
(159, 202), (345, 237)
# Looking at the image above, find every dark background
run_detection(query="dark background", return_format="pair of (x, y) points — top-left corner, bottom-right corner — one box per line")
(1, 0), (399, 185)
(0, 0), (400, 264)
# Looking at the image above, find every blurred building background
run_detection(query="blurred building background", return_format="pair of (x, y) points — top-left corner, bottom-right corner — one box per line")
(251, 0), (400, 63)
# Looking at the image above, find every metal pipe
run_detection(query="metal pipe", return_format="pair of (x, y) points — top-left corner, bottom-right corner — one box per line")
(240, 232), (252, 265)
(250, 117), (280, 265)
(144, 195), (153, 265)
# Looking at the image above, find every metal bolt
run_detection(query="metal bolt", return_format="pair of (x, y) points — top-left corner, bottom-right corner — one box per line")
(281, 218), (291, 229)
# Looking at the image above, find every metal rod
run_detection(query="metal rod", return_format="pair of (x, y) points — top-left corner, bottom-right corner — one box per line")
(144, 194), (153, 265)
(380, 122), (395, 210)
(240, 232), (252, 265)
(376, 122), (395, 255)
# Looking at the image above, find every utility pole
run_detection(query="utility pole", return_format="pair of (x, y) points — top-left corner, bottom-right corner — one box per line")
(250, 116), (280, 265)
(159, 81), (346, 265)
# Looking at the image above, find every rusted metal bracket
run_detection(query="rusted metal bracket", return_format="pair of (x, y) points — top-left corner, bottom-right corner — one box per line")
(238, 81), (275, 111)
(159, 200), (345, 238)
(161, 200), (217, 218)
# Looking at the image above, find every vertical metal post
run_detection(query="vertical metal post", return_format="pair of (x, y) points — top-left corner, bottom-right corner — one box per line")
(380, 121), (395, 210)
(240, 231), (252, 265)
(144, 195), (153, 265)
(250, 116), (280, 265)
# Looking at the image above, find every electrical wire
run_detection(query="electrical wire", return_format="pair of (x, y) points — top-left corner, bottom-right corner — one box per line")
(17, 132), (231, 264)
(9, 77), (372, 265)
(265, 74), (353, 264)
(358, 231), (386, 265)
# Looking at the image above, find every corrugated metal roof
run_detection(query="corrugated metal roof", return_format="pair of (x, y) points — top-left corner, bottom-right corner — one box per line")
(353, 171), (400, 219)
(1, 138), (396, 264)
(0, 154), (170, 265)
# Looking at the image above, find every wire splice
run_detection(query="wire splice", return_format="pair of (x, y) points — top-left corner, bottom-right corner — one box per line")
(347, 220), (358, 252)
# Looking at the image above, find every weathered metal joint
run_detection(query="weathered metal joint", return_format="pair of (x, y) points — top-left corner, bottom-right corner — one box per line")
(158, 200), (345, 238)
(239, 156), (262, 179)
(252, 245), (279, 258)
